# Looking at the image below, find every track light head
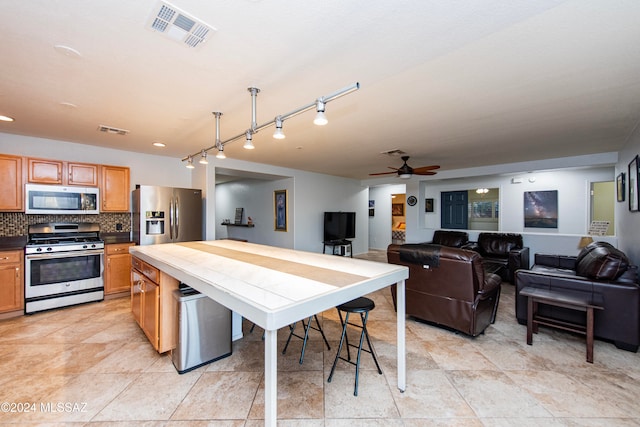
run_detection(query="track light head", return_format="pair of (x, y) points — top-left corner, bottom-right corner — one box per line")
(215, 141), (226, 159)
(186, 156), (195, 169)
(199, 150), (208, 164)
(313, 99), (328, 125)
(273, 117), (285, 139)
(244, 130), (255, 149)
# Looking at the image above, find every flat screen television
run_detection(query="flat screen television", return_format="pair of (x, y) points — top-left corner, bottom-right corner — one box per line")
(323, 212), (356, 242)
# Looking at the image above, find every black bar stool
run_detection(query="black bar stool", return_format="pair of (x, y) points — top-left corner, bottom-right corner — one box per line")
(327, 296), (382, 396)
(282, 314), (331, 364)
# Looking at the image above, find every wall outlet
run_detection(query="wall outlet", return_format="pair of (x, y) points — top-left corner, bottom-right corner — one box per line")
(116, 223), (123, 231)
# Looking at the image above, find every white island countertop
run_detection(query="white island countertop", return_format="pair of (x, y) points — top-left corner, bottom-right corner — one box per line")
(129, 239), (408, 426)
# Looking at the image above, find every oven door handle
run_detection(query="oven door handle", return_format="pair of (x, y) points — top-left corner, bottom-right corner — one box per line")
(26, 249), (105, 260)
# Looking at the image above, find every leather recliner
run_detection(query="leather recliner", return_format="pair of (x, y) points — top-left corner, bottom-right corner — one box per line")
(464, 232), (530, 283)
(388, 243), (502, 337)
(515, 241), (640, 352)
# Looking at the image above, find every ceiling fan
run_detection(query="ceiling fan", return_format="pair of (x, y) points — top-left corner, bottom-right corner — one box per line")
(369, 156), (440, 179)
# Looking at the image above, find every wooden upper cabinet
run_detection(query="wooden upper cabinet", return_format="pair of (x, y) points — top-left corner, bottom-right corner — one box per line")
(28, 158), (63, 184)
(101, 165), (130, 212)
(0, 154), (23, 211)
(27, 157), (99, 186)
(68, 162), (99, 186)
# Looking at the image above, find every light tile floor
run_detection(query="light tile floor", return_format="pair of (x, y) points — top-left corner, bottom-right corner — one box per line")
(1, 250), (639, 425)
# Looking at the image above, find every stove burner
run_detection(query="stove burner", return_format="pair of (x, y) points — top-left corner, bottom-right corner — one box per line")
(25, 222), (104, 254)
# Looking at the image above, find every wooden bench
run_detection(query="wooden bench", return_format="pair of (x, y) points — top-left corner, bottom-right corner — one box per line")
(519, 286), (603, 363)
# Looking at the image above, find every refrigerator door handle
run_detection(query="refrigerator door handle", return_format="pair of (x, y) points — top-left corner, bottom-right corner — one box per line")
(169, 197), (175, 240)
(175, 196), (180, 240)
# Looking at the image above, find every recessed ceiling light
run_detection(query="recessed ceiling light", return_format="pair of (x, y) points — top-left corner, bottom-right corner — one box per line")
(0, 115), (15, 122)
(54, 44), (82, 58)
(152, 142), (166, 147)
(59, 102), (78, 109)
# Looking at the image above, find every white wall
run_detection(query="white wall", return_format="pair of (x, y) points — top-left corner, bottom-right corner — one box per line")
(616, 124), (640, 265)
(368, 184), (405, 250)
(208, 157), (369, 255)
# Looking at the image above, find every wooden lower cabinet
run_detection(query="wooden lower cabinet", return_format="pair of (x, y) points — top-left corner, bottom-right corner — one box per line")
(105, 243), (134, 295)
(131, 256), (177, 353)
(0, 250), (24, 314)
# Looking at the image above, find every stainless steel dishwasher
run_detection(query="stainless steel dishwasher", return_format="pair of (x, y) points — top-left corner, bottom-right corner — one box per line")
(172, 285), (232, 374)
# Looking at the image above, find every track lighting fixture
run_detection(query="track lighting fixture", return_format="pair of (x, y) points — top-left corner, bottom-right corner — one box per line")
(244, 130), (255, 149)
(313, 99), (328, 126)
(199, 149), (208, 164)
(216, 142), (226, 159)
(273, 116), (285, 139)
(181, 82), (359, 166)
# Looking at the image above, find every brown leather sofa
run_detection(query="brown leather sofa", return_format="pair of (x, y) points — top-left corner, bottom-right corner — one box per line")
(464, 232), (530, 283)
(388, 243), (502, 336)
(515, 241), (640, 352)
(429, 230), (469, 248)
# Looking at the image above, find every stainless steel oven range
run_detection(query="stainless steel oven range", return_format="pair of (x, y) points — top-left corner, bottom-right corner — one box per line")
(25, 223), (104, 314)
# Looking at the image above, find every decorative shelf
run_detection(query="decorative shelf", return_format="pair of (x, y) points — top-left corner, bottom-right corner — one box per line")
(222, 223), (255, 227)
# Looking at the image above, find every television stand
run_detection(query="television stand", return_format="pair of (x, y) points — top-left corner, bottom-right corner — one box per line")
(323, 239), (352, 257)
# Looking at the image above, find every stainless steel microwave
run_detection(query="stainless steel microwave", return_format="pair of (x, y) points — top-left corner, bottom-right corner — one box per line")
(25, 184), (100, 214)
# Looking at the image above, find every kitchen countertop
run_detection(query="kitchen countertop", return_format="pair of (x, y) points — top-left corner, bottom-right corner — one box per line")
(0, 235), (27, 251)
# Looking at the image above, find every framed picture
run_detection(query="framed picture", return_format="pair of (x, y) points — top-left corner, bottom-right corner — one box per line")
(629, 156), (639, 212)
(392, 203), (404, 216)
(617, 172), (625, 203)
(234, 207), (244, 224)
(425, 198), (434, 213)
(274, 189), (288, 231)
(369, 200), (375, 217)
(524, 190), (558, 228)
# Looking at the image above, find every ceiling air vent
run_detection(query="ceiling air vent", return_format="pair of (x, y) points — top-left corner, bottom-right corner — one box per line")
(98, 125), (129, 136)
(147, 1), (216, 48)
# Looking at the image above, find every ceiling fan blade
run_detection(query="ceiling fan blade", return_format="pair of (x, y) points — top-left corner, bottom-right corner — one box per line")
(413, 165), (440, 173)
(369, 171), (398, 176)
(414, 171), (438, 176)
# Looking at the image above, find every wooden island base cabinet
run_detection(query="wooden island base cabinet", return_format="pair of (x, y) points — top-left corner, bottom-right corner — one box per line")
(131, 255), (178, 353)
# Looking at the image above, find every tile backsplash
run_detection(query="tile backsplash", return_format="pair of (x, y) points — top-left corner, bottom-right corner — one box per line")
(0, 212), (132, 236)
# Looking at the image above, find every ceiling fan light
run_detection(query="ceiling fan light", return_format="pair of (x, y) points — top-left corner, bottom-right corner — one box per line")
(399, 173), (412, 179)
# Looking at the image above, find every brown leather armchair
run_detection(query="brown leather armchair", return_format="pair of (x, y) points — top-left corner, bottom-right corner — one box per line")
(464, 232), (530, 283)
(388, 243), (502, 336)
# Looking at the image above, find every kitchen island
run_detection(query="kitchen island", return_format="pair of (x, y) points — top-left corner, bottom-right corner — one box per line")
(129, 239), (408, 426)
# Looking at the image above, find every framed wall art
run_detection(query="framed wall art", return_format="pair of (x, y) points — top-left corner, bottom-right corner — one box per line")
(425, 198), (434, 213)
(274, 189), (288, 231)
(629, 156), (639, 212)
(392, 203), (404, 216)
(524, 190), (558, 228)
(617, 172), (625, 203)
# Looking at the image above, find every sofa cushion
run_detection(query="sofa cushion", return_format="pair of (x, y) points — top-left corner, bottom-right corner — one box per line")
(575, 241), (629, 280)
(477, 233), (523, 257)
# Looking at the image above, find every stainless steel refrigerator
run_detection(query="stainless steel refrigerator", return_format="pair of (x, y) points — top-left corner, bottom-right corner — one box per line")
(132, 185), (203, 245)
